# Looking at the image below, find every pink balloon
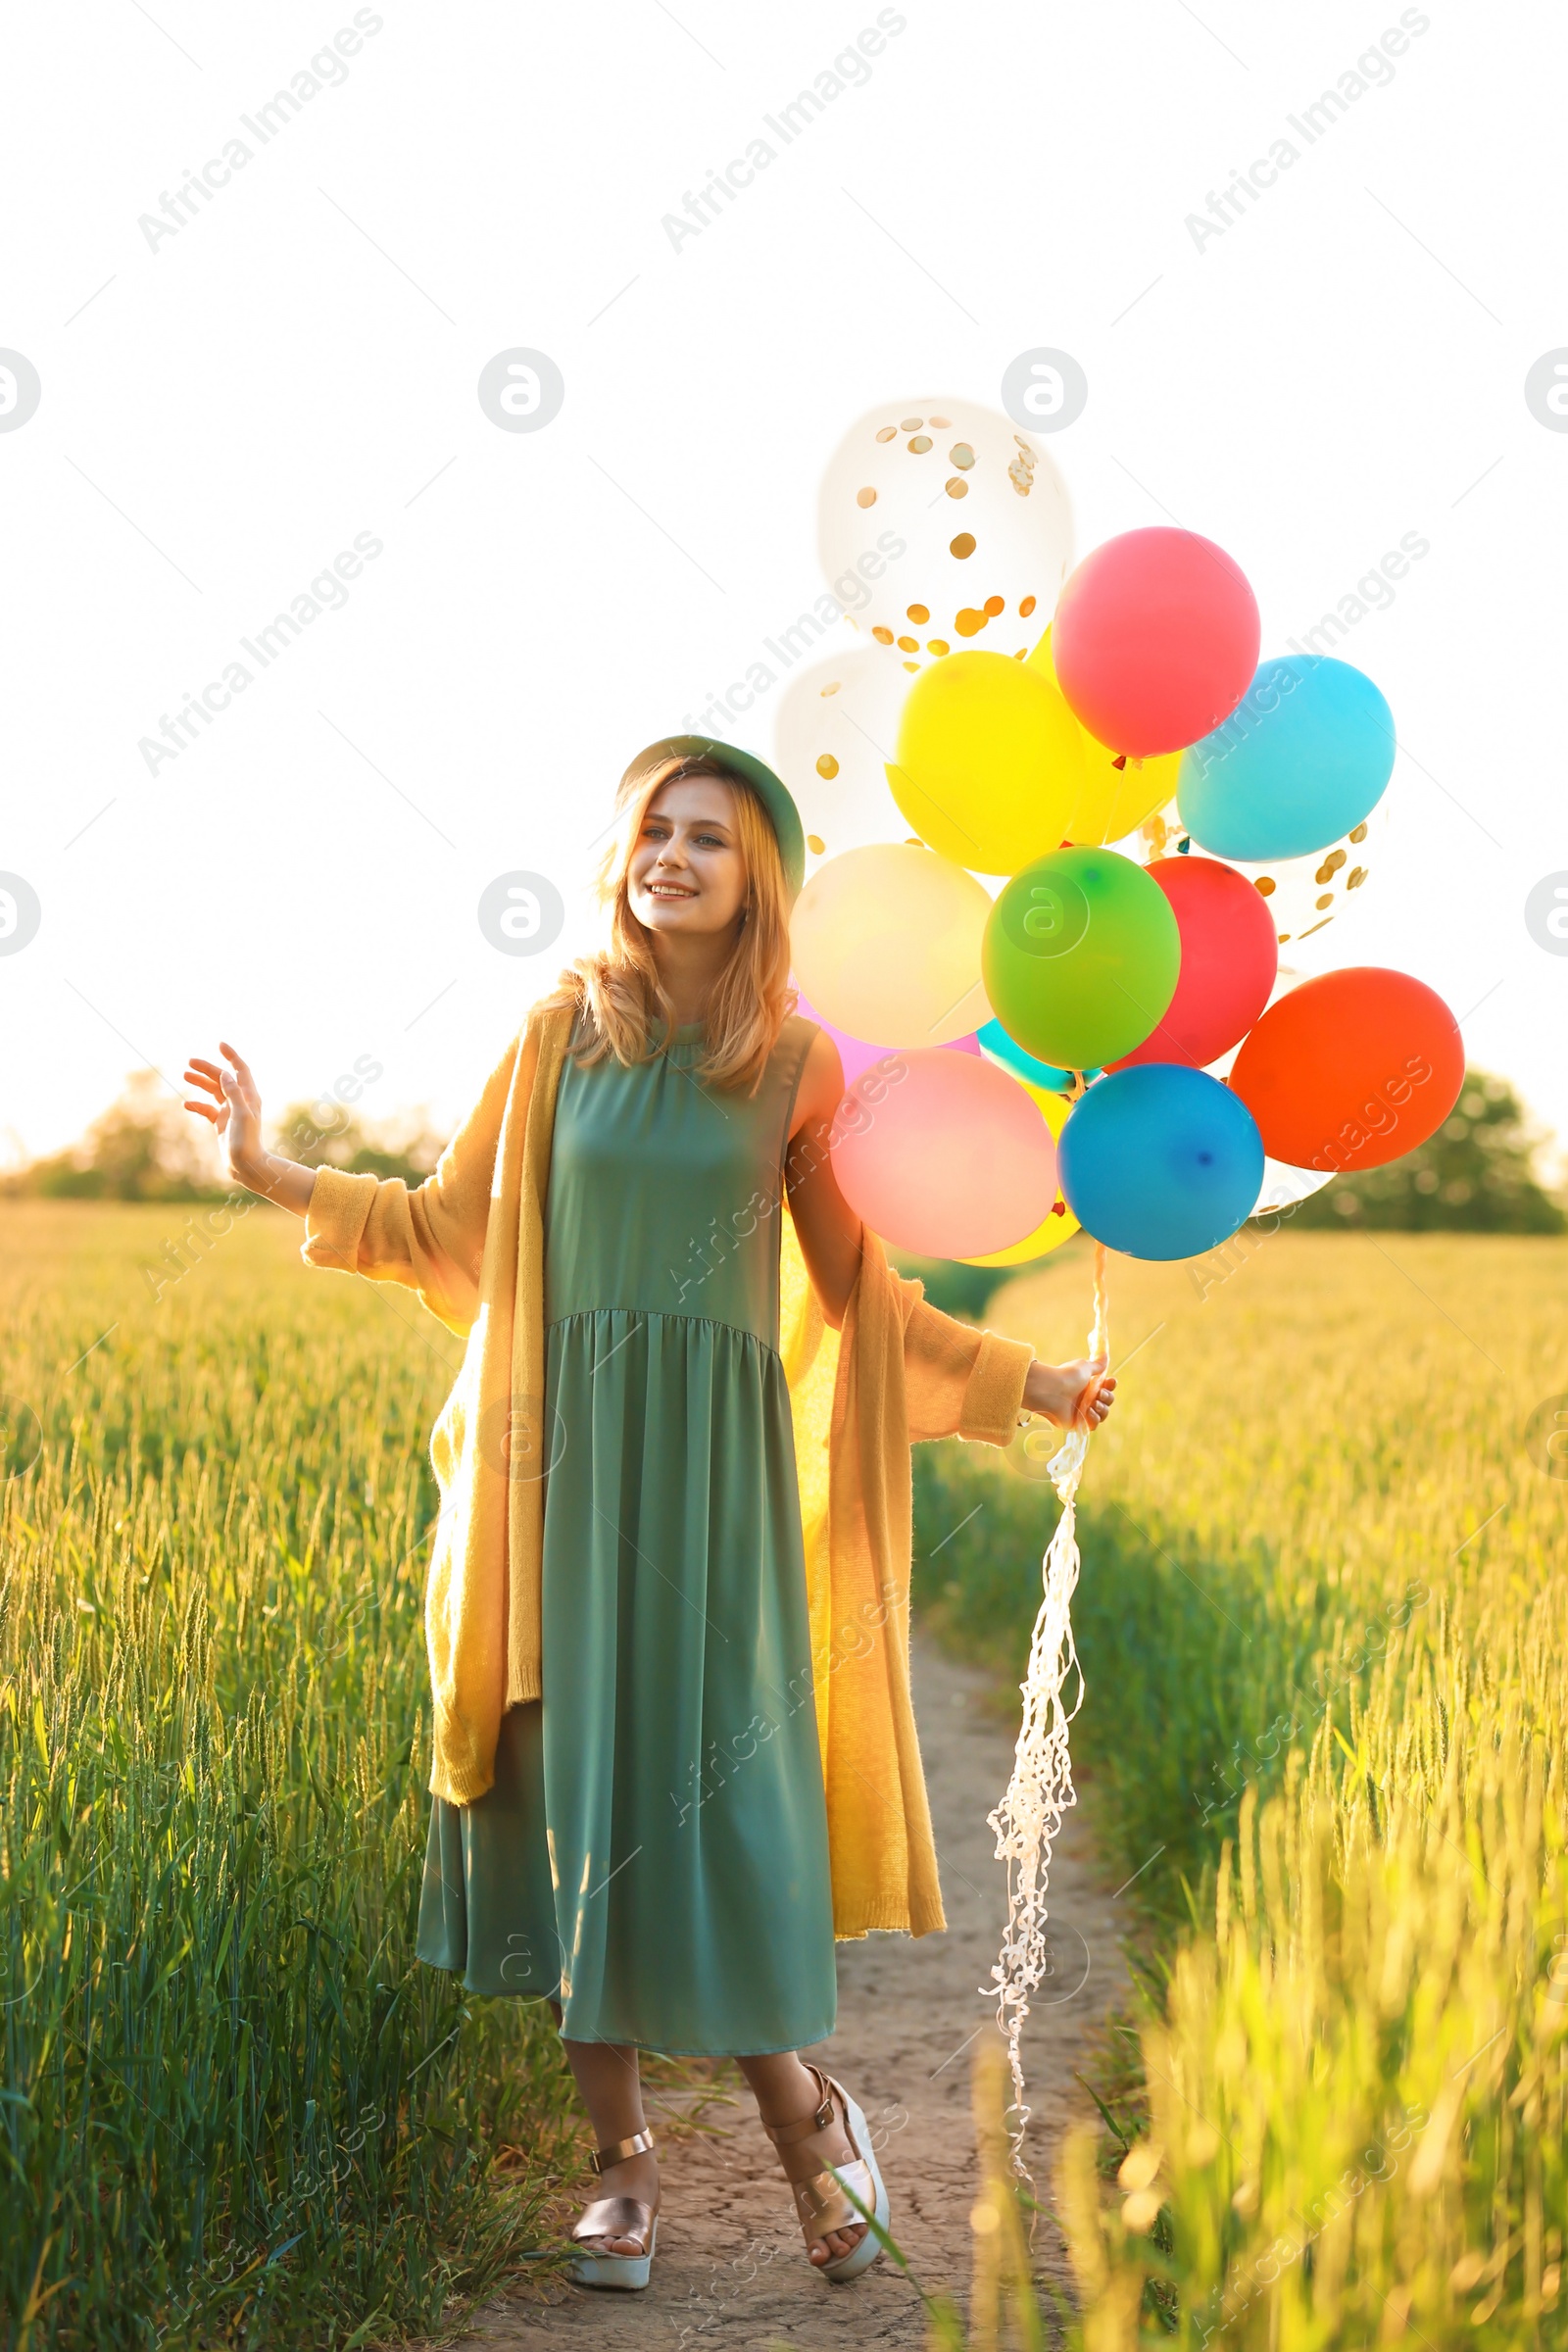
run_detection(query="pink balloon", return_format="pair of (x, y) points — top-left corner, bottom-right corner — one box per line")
(795, 991), (980, 1085)
(1053, 527), (1260, 759)
(830, 1049), (1056, 1258)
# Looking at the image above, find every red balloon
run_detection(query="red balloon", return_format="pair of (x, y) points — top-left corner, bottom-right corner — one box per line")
(1053, 527), (1260, 758)
(1111, 857), (1278, 1072)
(1228, 967), (1464, 1173)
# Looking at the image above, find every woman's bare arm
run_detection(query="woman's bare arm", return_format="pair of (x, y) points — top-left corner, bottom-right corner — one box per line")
(184, 1042), (315, 1216)
(785, 1026), (863, 1329)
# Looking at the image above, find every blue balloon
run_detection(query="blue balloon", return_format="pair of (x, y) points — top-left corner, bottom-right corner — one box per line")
(1057, 1065), (1263, 1261)
(977, 1017), (1099, 1094)
(1177, 655), (1395, 861)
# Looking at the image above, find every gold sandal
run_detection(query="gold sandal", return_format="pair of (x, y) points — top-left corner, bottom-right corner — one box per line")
(760, 2064), (890, 2283)
(566, 2127), (660, 2291)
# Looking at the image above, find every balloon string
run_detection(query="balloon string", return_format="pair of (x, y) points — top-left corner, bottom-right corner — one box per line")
(986, 1241), (1108, 2179)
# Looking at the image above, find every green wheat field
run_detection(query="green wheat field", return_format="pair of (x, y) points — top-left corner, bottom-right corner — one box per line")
(918, 1226), (1568, 2348)
(2, 1200), (1565, 2347)
(0, 1202), (576, 2351)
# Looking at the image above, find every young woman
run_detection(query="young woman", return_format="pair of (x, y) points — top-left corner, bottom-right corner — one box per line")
(184, 738), (1113, 2293)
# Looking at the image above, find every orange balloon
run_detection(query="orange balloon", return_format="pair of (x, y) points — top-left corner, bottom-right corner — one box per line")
(1228, 966), (1463, 1173)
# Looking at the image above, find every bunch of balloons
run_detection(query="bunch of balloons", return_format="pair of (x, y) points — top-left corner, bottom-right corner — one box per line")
(784, 403), (1464, 1265)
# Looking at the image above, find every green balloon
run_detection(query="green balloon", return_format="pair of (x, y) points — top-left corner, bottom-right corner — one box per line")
(982, 847), (1181, 1071)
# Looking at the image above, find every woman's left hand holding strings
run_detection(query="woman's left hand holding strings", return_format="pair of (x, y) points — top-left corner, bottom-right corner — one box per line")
(1021, 1355), (1115, 1431)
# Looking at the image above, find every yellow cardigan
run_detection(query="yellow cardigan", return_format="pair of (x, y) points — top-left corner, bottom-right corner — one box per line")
(301, 1001), (1035, 1939)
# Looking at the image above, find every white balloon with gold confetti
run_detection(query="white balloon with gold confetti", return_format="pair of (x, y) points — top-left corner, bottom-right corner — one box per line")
(1229, 794), (1389, 975)
(817, 399), (1074, 677)
(1127, 793), (1389, 975)
(771, 646), (911, 877)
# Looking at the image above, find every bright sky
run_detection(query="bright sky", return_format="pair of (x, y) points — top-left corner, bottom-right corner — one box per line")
(2, 2), (1564, 1174)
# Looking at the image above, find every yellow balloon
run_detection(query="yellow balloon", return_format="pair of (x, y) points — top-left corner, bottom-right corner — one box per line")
(960, 1082), (1082, 1265)
(1027, 627), (1180, 846)
(790, 841), (992, 1047)
(886, 649), (1085, 875)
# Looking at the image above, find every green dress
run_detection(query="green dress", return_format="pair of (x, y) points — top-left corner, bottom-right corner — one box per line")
(416, 1010), (838, 2056)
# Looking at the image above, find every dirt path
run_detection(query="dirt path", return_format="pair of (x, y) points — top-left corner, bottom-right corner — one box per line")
(444, 1634), (1130, 2349)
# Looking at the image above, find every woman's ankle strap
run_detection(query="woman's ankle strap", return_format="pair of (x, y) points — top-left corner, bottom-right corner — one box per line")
(759, 2065), (836, 2147)
(589, 2128), (657, 2174)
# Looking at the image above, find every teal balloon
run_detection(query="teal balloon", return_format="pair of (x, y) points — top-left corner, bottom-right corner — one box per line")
(976, 1017), (1098, 1094)
(982, 847), (1180, 1073)
(1057, 1065), (1263, 1261)
(1178, 655), (1395, 861)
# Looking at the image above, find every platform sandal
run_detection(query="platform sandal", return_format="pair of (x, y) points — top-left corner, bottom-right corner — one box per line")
(760, 2064), (891, 2284)
(566, 2127), (660, 2290)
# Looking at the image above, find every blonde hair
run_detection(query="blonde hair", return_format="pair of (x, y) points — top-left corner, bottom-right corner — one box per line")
(545, 752), (796, 1095)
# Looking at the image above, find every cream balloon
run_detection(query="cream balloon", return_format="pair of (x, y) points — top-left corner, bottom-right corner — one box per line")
(771, 647), (909, 876)
(790, 842), (992, 1048)
(818, 398), (1074, 677)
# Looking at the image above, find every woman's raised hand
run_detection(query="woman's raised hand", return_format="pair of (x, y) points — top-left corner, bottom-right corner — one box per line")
(182, 1042), (265, 1183)
(182, 1041), (320, 1219)
(183, 1043), (317, 1217)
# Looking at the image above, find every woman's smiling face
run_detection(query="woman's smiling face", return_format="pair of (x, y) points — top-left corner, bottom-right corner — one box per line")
(628, 775), (750, 938)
